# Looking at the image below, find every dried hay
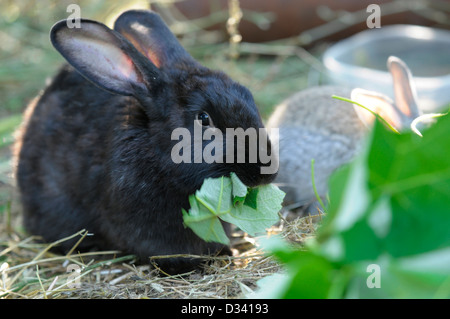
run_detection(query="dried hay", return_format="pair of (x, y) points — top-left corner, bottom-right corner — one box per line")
(1, 198), (322, 299)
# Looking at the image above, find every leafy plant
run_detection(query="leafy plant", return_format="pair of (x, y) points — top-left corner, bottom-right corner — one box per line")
(254, 111), (450, 299)
(182, 173), (285, 245)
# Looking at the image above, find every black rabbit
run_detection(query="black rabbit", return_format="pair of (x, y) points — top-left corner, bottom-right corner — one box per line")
(14, 10), (277, 274)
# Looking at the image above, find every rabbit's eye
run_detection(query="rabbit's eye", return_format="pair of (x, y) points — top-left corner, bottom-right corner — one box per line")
(196, 112), (213, 127)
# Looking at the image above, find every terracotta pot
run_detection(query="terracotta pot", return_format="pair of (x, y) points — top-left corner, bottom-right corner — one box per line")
(167, 0), (438, 43)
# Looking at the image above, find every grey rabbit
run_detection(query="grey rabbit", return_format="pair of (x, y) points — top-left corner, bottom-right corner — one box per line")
(14, 10), (276, 274)
(267, 56), (421, 211)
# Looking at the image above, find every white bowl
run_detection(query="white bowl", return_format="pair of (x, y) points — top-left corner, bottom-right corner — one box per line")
(323, 24), (450, 112)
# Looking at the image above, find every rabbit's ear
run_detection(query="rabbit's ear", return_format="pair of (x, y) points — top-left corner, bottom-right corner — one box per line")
(51, 19), (159, 96)
(113, 10), (197, 69)
(388, 56), (421, 120)
(351, 88), (403, 130)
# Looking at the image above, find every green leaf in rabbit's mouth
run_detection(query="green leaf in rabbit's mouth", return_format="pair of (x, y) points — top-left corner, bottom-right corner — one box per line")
(182, 172), (285, 244)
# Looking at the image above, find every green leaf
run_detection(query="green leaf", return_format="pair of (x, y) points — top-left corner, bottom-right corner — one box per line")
(243, 187), (258, 210)
(221, 183), (284, 236)
(194, 176), (233, 215)
(256, 112), (450, 299)
(321, 114), (450, 261)
(231, 172), (260, 209)
(182, 173), (285, 243)
(366, 117), (450, 257)
(345, 249), (450, 299)
(231, 172), (247, 205)
(255, 237), (336, 299)
(182, 195), (230, 245)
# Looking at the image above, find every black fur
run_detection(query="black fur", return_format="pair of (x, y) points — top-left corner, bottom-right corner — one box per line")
(14, 10), (276, 274)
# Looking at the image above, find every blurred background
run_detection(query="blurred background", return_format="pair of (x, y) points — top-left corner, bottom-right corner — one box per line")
(1, 0), (450, 217)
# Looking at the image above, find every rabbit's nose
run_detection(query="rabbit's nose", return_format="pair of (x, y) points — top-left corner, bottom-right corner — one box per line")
(234, 165), (278, 188)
